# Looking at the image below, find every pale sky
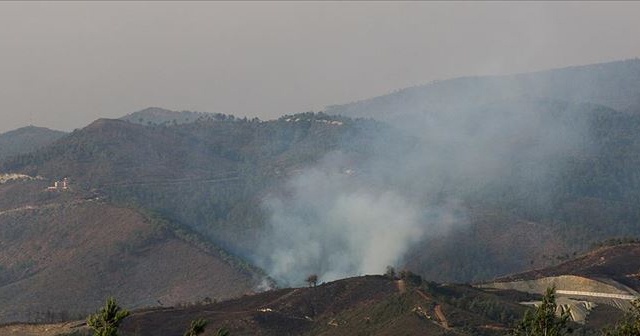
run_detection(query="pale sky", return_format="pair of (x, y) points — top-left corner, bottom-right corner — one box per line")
(1, 1), (639, 133)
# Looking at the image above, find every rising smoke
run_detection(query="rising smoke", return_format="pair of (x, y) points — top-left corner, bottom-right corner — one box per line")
(256, 76), (598, 286)
(258, 155), (427, 285)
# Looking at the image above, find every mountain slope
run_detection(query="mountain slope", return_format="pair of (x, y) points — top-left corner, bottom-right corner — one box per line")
(116, 275), (530, 336)
(6, 241), (640, 335)
(0, 126), (66, 161)
(0, 114), (392, 262)
(494, 242), (640, 292)
(3, 103), (640, 286)
(4, 61), (640, 289)
(0, 179), (262, 324)
(89, 272), (614, 335)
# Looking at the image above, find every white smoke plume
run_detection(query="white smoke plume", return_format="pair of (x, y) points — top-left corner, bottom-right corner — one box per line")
(256, 82), (595, 286)
(256, 152), (466, 286)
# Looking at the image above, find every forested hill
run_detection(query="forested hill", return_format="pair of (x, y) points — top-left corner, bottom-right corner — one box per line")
(1, 113), (389, 186)
(0, 113), (398, 262)
(0, 126), (66, 161)
(120, 107), (233, 126)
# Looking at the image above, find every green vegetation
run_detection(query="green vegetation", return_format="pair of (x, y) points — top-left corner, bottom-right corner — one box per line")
(512, 287), (572, 336)
(603, 299), (640, 336)
(183, 318), (207, 336)
(86, 297), (130, 336)
(215, 327), (231, 336)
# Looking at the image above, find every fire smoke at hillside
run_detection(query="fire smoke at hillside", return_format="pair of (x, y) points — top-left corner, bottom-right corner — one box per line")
(256, 155), (467, 286)
(256, 94), (594, 286)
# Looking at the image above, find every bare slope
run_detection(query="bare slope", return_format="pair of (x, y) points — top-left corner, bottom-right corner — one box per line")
(117, 276), (525, 336)
(479, 243), (640, 324)
(0, 180), (260, 324)
(5, 242), (639, 334)
(494, 243), (640, 292)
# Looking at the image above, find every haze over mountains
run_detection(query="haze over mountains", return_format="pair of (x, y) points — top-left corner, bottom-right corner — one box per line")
(1, 59), (640, 330)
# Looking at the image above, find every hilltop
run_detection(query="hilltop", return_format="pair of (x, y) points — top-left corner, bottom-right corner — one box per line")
(0, 126), (66, 161)
(120, 107), (233, 126)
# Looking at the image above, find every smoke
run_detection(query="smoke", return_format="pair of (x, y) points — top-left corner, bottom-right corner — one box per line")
(256, 80), (595, 286)
(256, 149), (468, 286)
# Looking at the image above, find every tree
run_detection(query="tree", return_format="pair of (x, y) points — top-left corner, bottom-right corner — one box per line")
(512, 287), (572, 336)
(603, 298), (640, 335)
(306, 274), (318, 287)
(398, 269), (422, 286)
(183, 318), (207, 336)
(87, 297), (130, 336)
(384, 265), (396, 279)
(216, 327), (231, 336)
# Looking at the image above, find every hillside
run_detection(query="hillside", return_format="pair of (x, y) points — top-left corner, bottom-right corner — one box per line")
(3, 101), (640, 286)
(319, 60), (640, 282)
(0, 179), (262, 324)
(478, 243), (640, 325)
(65, 276), (533, 336)
(494, 242), (640, 291)
(5, 241), (640, 335)
(0, 113), (398, 282)
(2, 60), (640, 293)
(0, 126), (66, 161)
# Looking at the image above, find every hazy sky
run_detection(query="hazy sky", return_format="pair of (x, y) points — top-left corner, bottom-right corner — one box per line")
(1, 1), (639, 133)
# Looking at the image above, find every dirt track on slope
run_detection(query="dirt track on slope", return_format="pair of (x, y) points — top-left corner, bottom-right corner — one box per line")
(0, 321), (87, 336)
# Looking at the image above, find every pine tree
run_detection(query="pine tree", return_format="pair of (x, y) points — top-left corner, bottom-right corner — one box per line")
(216, 327), (231, 336)
(183, 318), (207, 336)
(87, 297), (130, 336)
(512, 287), (572, 336)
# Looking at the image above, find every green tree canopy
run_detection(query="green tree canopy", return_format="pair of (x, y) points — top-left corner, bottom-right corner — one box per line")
(512, 287), (572, 336)
(604, 298), (640, 336)
(87, 297), (130, 336)
(184, 318), (208, 336)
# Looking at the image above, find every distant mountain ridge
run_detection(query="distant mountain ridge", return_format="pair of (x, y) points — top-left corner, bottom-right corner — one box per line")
(121, 107), (233, 126)
(326, 58), (640, 127)
(0, 126), (66, 161)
